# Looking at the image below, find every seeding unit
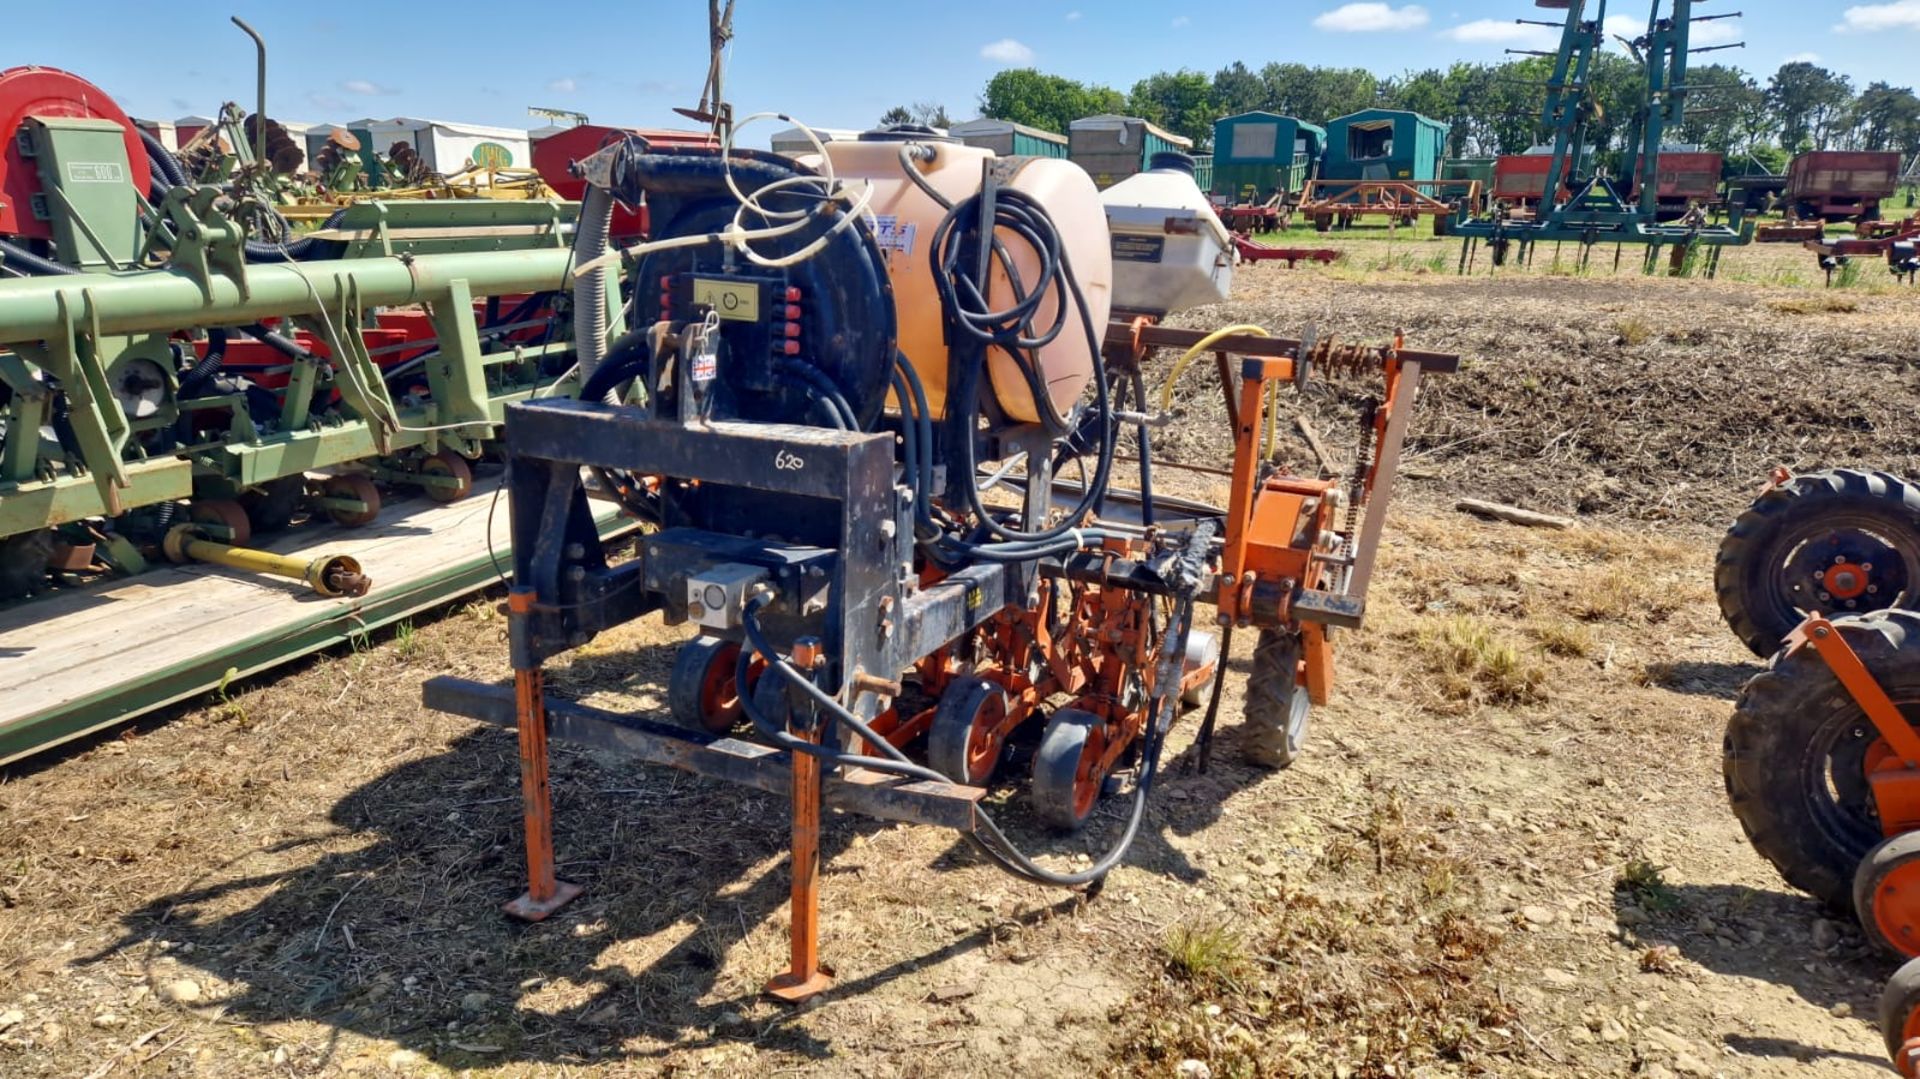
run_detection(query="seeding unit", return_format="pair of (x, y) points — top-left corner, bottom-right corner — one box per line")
(419, 123), (1452, 999)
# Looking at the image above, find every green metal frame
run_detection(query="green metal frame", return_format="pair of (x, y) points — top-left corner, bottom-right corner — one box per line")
(1452, 0), (1753, 262)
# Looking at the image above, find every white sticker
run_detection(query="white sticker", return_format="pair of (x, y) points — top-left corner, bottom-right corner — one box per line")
(690, 351), (717, 383)
(872, 215), (917, 257)
(66, 162), (126, 184)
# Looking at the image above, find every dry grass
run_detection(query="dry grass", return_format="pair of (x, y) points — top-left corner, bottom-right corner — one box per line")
(1417, 614), (1548, 705)
(1767, 295), (1861, 315)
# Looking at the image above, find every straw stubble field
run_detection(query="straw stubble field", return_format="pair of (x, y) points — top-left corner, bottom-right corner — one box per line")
(1, 236), (1919, 1077)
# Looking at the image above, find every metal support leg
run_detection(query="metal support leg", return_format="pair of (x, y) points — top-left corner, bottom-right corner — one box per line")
(503, 593), (582, 921)
(767, 720), (834, 1003)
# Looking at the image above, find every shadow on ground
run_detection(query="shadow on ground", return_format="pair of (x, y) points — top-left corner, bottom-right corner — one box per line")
(78, 640), (1279, 1070)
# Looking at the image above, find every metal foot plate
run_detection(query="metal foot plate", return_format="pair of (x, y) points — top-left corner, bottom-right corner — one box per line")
(765, 966), (834, 1004)
(502, 880), (583, 922)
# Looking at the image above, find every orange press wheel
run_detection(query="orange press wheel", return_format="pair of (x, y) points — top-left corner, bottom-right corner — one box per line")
(927, 675), (1009, 786)
(1031, 708), (1109, 833)
(667, 635), (759, 734)
(322, 475), (381, 527)
(190, 499), (252, 546)
(1882, 956), (1920, 1073)
(419, 450), (475, 503)
(1857, 833), (1920, 958)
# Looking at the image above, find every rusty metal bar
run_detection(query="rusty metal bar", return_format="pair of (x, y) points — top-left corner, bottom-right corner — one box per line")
(500, 592), (583, 921)
(766, 721), (834, 1003)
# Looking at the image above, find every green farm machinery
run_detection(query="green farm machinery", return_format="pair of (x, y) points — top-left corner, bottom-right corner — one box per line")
(1452, 0), (1754, 275)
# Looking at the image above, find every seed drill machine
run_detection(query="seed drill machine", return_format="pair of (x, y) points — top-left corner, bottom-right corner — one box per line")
(422, 85), (1456, 996)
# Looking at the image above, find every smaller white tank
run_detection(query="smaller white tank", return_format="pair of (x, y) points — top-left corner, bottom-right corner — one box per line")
(1100, 152), (1235, 316)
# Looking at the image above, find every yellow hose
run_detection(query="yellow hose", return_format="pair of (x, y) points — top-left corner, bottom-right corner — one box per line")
(1156, 323), (1279, 459)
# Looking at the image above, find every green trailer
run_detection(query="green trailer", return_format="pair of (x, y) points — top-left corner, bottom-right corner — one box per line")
(1068, 114), (1194, 189)
(1323, 108), (1449, 184)
(1212, 111), (1326, 201)
(948, 118), (1068, 159)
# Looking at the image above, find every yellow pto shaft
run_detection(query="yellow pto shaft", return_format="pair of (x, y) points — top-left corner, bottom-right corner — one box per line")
(163, 526), (372, 598)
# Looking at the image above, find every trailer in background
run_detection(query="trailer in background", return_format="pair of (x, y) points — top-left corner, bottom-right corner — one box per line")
(1787, 150), (1903, 222)
(949, 118), (1068, 159)
(1211, 111), (1325, 202)
(768, 126), (861, 156)
(348, 116), (532, 173)
(1068, 115), (1193, 189)
(1493, 152), (1564, 208)
(1631, 150), (1723, 220)
(532, 124), (718, 240)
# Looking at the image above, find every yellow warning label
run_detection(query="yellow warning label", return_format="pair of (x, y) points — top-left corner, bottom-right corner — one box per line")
(692, 278), (760, 321)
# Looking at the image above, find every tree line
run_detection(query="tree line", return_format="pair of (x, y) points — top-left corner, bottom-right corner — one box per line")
(969, 59), (1920, 174)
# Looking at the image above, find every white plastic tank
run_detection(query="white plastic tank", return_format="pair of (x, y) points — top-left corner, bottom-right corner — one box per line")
(822, 136), (1113, 425)
(1100, 152), (1235, 317)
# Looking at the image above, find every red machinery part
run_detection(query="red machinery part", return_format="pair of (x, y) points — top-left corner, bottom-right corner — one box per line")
(0, 66), (151, 241)
(531, 124), (718, 240)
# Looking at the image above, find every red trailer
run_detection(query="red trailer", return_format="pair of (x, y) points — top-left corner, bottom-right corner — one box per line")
(531, 124), (718, 240)
(1787, 150), (1902, 222)
(1492, 154), (1565, 207)
(1631, 151), (1723, 220)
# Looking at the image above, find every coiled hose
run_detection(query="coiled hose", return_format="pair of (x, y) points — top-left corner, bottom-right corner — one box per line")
(571, 184), (617, 401)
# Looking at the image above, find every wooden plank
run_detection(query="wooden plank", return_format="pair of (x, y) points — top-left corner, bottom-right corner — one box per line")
(0, 478), (636, 764)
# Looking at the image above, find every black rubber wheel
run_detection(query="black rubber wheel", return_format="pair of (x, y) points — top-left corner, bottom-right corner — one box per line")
(240, 475), (306, 534)
(1882, 955), (1920, 1072)
(1856, 832), (1920, 958)
(667, 635), (747, 734)
(1243, 629), (1310, 769)
(0, 530), (53, 599)
(1716, 470), (1920, 657)
(1032, 708), (1106, 832)
(927, 675), (1007, 785)
(1725, 609), (1920, 911)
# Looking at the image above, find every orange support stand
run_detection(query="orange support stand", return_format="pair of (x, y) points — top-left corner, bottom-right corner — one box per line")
(766, 717), (835, 1003)
(502, 591), (582, 922)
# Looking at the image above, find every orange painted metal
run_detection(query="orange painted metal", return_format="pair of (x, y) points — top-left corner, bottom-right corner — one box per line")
(1301, 621), (1333, 706)
(502, 589), (583, 922)
(766, 719), (834, 1003)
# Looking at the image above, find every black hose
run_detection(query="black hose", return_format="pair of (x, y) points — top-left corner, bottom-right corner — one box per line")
(141, 137), (322, 263)
(178, 328), (228, 399)
(0, 238), (77, 276)
(578, 327), (652, 404)
(778, 360), (857, 430)
(139, 128), (189, 187)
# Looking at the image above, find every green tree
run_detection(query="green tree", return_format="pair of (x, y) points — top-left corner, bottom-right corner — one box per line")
(1853, 82), (1920, 152)
(1211, 62), (1266, 118)
(1673, 64), (1765, 154)
(1257, 63), (1379, 125)
(1768, 62), (1855, 151)
(879, 105), (914, 127)
(980, 68), (1124, 135)
(1128, 70), (1217, 149)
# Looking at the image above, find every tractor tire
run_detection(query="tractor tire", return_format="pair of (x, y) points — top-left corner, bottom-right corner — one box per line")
(1724, 609), (1920, 911)
(1715, 469), (1920, 657)
(1243, 629), (1310, 769)
(1882, 955), (1920, 1073)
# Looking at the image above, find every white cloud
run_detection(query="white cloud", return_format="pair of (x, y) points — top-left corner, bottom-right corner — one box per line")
(547, 77), (577, 94)
(1784, 51), (1823, 64)
(1313, 3), (1429, 32)
(980, 38), (1036, 64)
(339, 78), (398, 96)
(1065, 9), (1082, 20)
(1835, 0), (1920, 32)
(1439, 18), (1555, 46)
(1690, 18), (1740, 45)
(1172, 15), (1190, 27)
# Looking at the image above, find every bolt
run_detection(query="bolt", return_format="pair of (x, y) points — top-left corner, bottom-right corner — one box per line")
(1815, 569), (1826, 579)
(1848, 600), (1859, 608)
(1837, 555), (1848, 565)
(1819, 592), (1832, 602)
(1865, 563), (1876, 572)
(1815, 626), (1831, 638)
(565, 543), (586, 560)
(1220, 574), (1236, 586)
(1871, 586), (1882, 594)
(566, 565), (587, 582)
(1217, 613), (1233, 627)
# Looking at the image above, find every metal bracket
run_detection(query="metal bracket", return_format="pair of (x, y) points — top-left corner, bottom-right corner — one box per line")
(153, 185), (251, 301)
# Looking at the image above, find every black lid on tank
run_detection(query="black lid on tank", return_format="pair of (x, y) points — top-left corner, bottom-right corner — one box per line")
(859, 123), (957, 143)
(1149, 151), (1196, 176)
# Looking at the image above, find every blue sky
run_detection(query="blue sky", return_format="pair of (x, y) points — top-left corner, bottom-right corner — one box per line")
(13, 1), (1919, 139)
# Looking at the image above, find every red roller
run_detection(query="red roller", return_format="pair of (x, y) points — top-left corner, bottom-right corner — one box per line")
(0, 66), (151, 241)
(531, 124), (717, 240)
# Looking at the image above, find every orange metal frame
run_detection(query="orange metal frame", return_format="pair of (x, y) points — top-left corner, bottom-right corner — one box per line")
(1788, 615), (1920, 834)
(1300, 179), (1482, 221)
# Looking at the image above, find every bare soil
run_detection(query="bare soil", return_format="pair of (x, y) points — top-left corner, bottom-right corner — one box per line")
(2, 240), (1918, 1078)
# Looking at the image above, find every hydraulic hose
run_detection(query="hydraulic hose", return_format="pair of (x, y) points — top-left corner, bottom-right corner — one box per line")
(0, 238), (77, 276)
(571, 184), (617, 401)
(141, 134), (322, 263)
(178, 328), (228, 398)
